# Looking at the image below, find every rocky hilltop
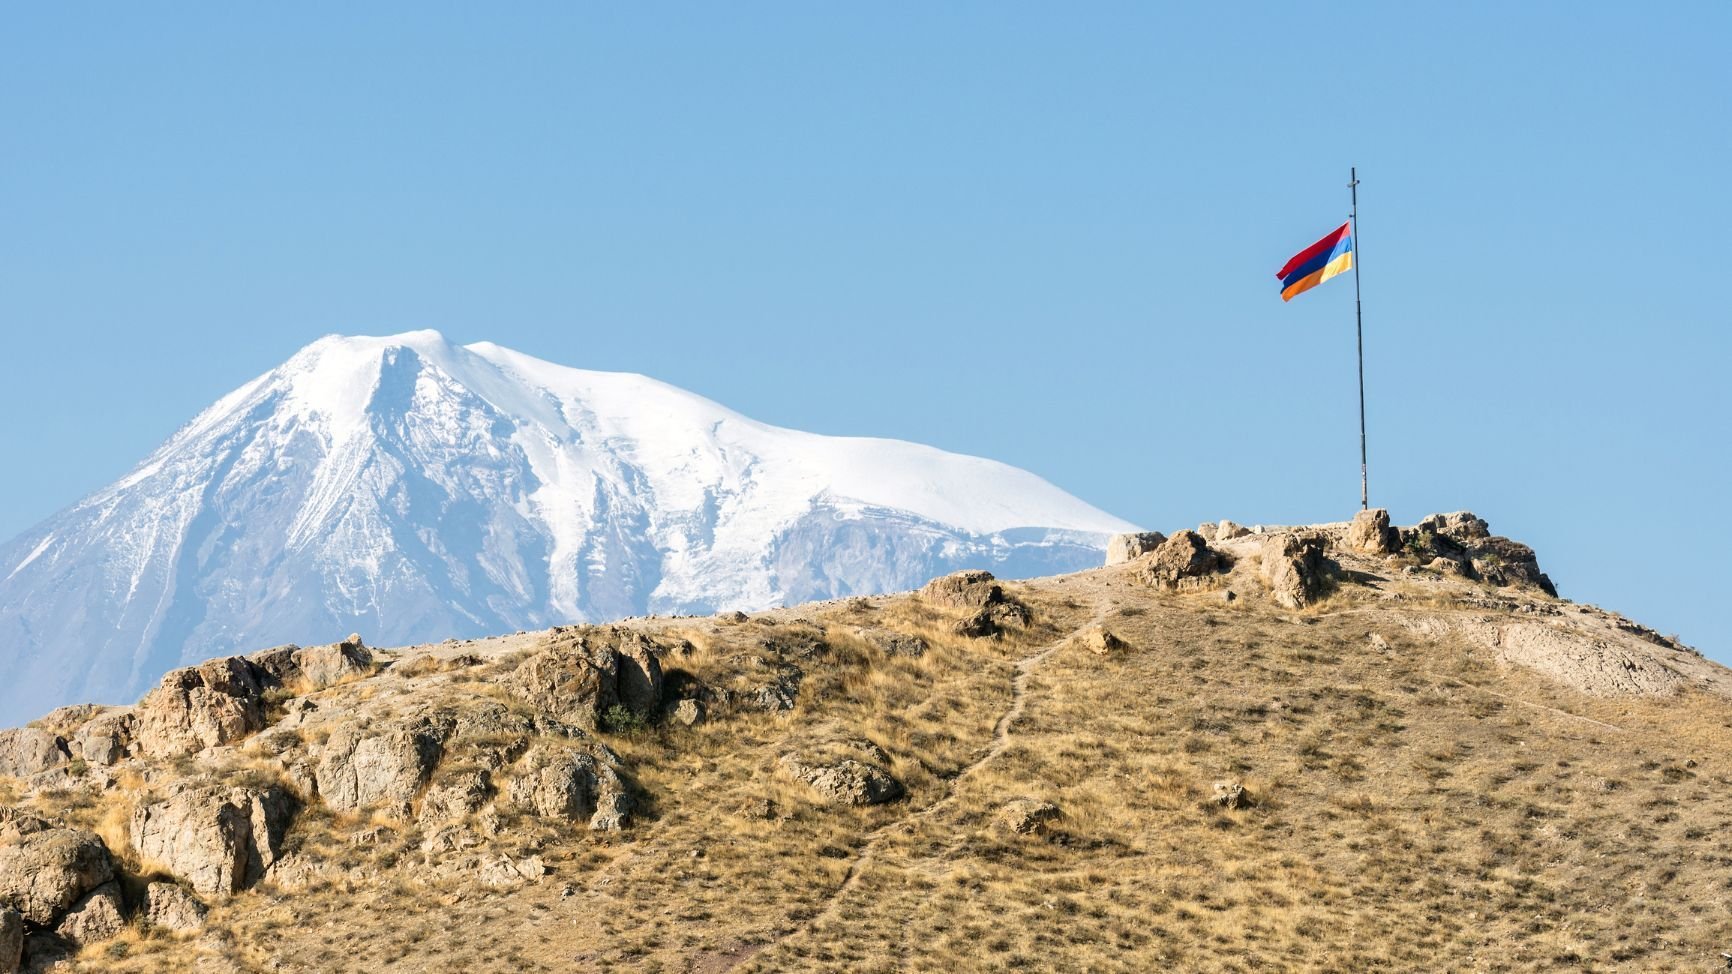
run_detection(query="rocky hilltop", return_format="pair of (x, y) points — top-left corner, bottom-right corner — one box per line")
(1, 511), (1725, 973)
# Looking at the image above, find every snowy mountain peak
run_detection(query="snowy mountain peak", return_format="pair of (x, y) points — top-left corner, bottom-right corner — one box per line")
(0, 333), (1134, 724)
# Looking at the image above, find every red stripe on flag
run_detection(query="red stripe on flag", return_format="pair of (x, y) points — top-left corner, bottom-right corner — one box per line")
(1276, 222), (1352, 281)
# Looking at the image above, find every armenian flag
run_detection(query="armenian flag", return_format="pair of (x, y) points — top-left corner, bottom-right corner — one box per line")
(1276, 221), (1354, 302)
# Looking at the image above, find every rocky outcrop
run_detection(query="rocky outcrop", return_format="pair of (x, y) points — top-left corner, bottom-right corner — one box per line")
(0, 730), (68, 780)
(418, 770), (491, 824)
(0, 829), (114, 926)
(71, 712), (134, 767)
(923, 571), (1032, 637)
(1212, 780), (1250, 809)
(132, 658), (269, 759)
(141, 882), (207, 933)
(1401, 512), (1557, 597)
(130, 784), (296, 896)
(1261, 533), (1330, 609)
(249, 636), (374, 691)
(507, 629), (677, 729)
(780, 755), (903, 806)
(1346, 508), (1397, 555)
(1105, 532), (1166, 566)
(54, 882), (124, 948)
(315, 717), (449, 814)
(1136, 531), (1222, 588)
(855, 628), (927, 658)
(505, 743), (632, 831)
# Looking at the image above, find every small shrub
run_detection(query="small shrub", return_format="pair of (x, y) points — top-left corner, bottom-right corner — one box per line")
(601, 704), (650, 735)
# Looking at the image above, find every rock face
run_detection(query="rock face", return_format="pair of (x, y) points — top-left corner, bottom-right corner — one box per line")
(1105, 532), (1166, 566)
(1403, 511), (1557, 597)
(0, 829), (114, 926)
(1346, 508), (1397, 555)
(781, 755), (904, 806)
(0, 907), (22, 974)
(0, 729), (69, 779)
(315, 718), (448, 814)
(1137, 531), (1222, 588)
(130, 785), (295, 896)
(1261, 533), (1330, 609)
(132, 658), (269, 759)
(141, 883), (207, 933)
(54, 882), (124, 948)
(72, 712), (134, 766)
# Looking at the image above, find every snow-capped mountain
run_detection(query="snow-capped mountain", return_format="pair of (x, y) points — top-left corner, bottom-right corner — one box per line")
(0, 331), (1133, 725)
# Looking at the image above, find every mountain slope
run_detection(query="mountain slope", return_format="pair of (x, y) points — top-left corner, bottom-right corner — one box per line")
(0, 331), (1131, 725)
(0, 514), (1724, 972)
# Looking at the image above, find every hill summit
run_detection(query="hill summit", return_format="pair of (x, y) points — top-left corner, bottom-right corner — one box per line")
(0, 331), (1129, 725)
(1, 509), (1724, 972)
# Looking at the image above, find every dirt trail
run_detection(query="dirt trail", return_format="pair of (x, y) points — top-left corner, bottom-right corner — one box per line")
(732, 586), (1109, 970)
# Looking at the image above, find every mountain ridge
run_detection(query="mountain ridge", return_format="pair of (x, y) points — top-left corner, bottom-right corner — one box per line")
(0, 331), (1132, 725)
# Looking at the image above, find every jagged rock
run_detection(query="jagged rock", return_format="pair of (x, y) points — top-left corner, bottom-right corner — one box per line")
(736, 665), (804, 712)
(1418, 511), (1490, 541)
(506, 639), (619, 729)
(0, 907), (21, 974)
(418, 769), (491, 824)
(997, 798), (1061, 835)
(132, 658), (268, 758)
(781, 755), (903, 806)
(315, 717), (448, 813)
(668, 699), (705, 727)
(0, 812), (49, 844)
(130, 785), (295, 896)
(71, 712), (134, 767)
(1195, 522), (1219, 541)
(478, 854), (546, 889)
(1212, 780), (1250, 809)
(1261, 533), (1330, 609)
(1428, 556), (1468, 576)
(53, 881), (124, 948)
(1468, 536), (1557, 596)
(35, 707), (102, 735)
(505, 744), (632, 831)
(0, 828), (114, 925)
(1216, 520), (1250, 540)
(1137, 531), (1221, 588)
(141, 882), (208, 933)
(1105, 532), (1166, 567)
(1347, 508), (1397, 555)
(1074, 626), (1127, 656)
(0, 729), (69, 779)
(250, 637), (374, 691)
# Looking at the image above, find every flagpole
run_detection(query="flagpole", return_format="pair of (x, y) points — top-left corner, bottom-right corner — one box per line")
(1349, 167), (1368, 510)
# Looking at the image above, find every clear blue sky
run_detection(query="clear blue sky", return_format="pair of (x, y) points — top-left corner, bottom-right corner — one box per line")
(3, 4), (1728, 656)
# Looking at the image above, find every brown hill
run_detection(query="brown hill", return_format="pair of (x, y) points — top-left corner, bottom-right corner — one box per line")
(1, 510), (1726, 973)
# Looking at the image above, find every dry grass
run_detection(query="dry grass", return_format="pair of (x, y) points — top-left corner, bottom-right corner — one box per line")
(11, 564), (1732, 972)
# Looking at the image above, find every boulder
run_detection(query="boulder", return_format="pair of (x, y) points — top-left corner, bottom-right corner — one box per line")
(781, 755), (904, 806)
(1212, 780), (1251, 810)
(1195, 522), (1219, 541)
(1074, 626), (1127, 656)
(141, 882), (207, 933)
(996, 798), (1061, 835)
(1137, 531), (1221, 588)
(1468, 536), (1558, 596)
(1346, 508), (1397, 555)
(1105, 532), (1166, 567)
(1261, 533), (1331, 609)
(0, 812), (50, 844)
(129, 785), (296, 896)
(250, 637), (374, 691)
(53, 882), (124, 948)
(505, 744), (633, 831)
(71, 712), (135, 767)
(1, 907), (21, 974)
(1418, 511), (1490, 541)
(315, 717), (448, 813)
(611, 632), (664, 719)
(0, 729), (69, 779)
(667, 699), (705, 727)
(132, 657), (268, 758)
(506, 639), (620, 729)
(0, 828), (114, 925)
(920, 569), (1002, 610)
(1216, 520), (1250, 540)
